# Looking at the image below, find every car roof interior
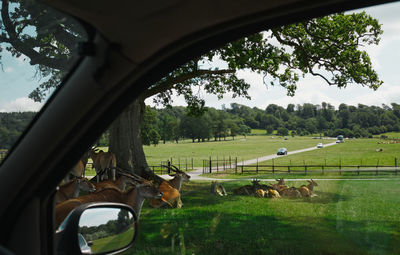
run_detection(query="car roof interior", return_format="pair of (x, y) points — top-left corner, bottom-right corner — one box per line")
(0, 0), (397, 254)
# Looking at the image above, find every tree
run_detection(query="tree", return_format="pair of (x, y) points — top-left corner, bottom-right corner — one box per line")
(1, 3), (384, 177)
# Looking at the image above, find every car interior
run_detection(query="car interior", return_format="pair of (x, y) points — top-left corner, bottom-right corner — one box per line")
(0, 0), (397, 254)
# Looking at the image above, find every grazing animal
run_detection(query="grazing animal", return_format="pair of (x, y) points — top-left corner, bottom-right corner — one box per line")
(55, 177), (96, 204)
(211, 181), (227, 196)
(269, 178), (287, 191)
(149, 164), (190, 208)
(89, 147), (117, 182)
(55, 175), (162, 227)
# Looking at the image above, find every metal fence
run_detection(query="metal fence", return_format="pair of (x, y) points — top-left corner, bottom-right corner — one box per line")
(203, 157), (400, 175)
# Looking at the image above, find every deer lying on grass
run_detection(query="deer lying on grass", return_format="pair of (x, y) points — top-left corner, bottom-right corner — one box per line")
(211, 181), (227, 196)
(296, 180), (319, 197)
(55, 177), (96, 204)
(279, 187), (301, 198)
(233, 179), (262, 195)
(89, 147), (117, 182)
(55, 174), (162, 227)
(149, 164), (190, 208)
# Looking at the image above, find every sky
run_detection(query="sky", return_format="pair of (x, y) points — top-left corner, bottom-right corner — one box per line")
(1, 2), (400, 112)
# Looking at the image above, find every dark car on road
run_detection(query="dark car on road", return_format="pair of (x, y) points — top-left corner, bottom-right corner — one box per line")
(277, 148), (288, 155)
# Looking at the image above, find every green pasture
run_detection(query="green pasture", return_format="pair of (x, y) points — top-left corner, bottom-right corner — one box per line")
(262, 138), (400, 166)
(91, 228), (134, 253)
(201, 138), (400, 179)
(142, 136), (319, 168)
(124, 180), (400, 255)
(373, 131), (400, 139)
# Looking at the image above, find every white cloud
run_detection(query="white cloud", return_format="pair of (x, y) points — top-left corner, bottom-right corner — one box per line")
(4, 67), (14, 73)
(0, 97), (43, 112)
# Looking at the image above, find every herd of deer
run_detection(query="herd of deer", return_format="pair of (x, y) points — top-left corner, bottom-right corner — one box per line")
(55, 151), (191, 228)
(227, 178), (319, 198)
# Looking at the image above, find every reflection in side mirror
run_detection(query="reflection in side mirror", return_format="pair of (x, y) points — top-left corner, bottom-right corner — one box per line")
(78, 207), (136, 254)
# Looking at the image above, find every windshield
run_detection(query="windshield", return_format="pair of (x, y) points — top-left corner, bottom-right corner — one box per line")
(18, 0), (400, 254)
(0, 0), (87, 157)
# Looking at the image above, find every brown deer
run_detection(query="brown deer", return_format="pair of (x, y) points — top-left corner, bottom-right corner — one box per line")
(89, 147), (117, 182)
(296, 180), (318, 197)
(233, 179), (262, 195)
(279, 187), (301, 198)
(55, 177), (96, 204)
(211, 181), (227, 196)
(55, 174), (162, 227)
(149, 164), (190, 208)
(95, 171), (135, 191)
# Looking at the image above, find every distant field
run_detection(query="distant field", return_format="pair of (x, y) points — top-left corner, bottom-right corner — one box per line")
(374, 132), (400, 139)
(260, 138), (400, 166)
(250, 129), (267, 135)
(142, 136), (319, 168)
(125, 180), (400, 255)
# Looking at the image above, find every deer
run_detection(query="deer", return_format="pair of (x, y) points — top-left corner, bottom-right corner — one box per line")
(55, 177), (96, 204)
(295, 180), (318, 197)
(233, 179), (262, 195)
(211, 181), (227, 196)
(55, 174), (162, 227)
(95, 171), (135, 192)
(63, 151), (90, 183)
(279, 186), (301, 198)
(89, 147), (117, 183)
(149, 164), (190, 208)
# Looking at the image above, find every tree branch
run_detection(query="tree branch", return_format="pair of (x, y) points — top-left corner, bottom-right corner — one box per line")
(141, 69), (236, 99)
(1, 0), (70, 71)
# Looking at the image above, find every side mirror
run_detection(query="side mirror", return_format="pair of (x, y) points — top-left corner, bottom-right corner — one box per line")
(56, 202), (138, 254)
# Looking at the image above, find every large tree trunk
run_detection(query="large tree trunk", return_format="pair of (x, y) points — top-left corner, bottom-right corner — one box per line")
(109, 98), (164, 183)
(109, 98), (148, 176)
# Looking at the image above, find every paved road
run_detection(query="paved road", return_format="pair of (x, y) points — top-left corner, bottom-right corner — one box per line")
(161, 142), (338, 181)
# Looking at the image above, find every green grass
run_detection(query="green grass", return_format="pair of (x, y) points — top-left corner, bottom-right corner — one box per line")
(123, 180), (400, 255)
(261, 138), (400, 166)
(250, 129), (267, 135)
(373, 132), (400, 139)
(142, 136), (320, 168)
(91, 228), (134, 253)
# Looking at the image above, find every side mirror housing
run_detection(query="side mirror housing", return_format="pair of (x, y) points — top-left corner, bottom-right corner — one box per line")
(56, 202), (138, 254)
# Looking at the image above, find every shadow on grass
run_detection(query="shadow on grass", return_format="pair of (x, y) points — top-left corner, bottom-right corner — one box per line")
(128, 209), (400, 255)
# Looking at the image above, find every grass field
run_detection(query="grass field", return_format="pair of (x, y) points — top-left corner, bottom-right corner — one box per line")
(124, 180), (400, 255)
(142, 136), (321, 168)
(91, 228), (134, 253)
(261, 138), (400, 166)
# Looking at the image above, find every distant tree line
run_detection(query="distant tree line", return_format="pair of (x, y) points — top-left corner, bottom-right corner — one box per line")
(0, 112), (36, 149)
(1, 102), (400, 148)
(140, 102), (400, 145)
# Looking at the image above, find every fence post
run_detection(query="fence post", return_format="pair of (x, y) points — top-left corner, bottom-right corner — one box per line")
(185, 157), (188, 171)
(223, 156), (226, 172)
(170, 157), (173, 165)
(272, 158), (275, 174)
(235, 157), (238, 173)
(339, 158), (342, 175)
(217, 156), (219, 172)
(357, 165), (360, 175)
(288, 159), (291, 173)
(209, 156), (212, 173)
(229, 155), (232, 169)
(256, 158), (259, 174)
(303, 160), (307, 175)
(396, 157), (398, 175)
(192, 158), (194, 170)
(322, 165), (324, 175)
